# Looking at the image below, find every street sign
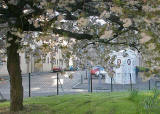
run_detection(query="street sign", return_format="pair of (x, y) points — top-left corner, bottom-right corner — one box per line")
(127, 59), (131, 65)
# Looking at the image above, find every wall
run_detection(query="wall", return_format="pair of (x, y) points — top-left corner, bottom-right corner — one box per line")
(0, 62), (8, 76)
(0, 53), (52, 76)
(20, 53), (28, 74)
(52, 48), (67, 69)
(42, 53), (52, 72)
(0, 48), (68, 76)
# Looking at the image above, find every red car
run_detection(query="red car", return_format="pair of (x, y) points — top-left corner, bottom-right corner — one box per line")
(52, 67), (62, 72)
(90, 66), (106, 78)
(90, 67), (99, 75)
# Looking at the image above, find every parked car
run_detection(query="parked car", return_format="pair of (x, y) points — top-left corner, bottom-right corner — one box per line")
(52, 67), (62, 72)
(69, 66), (78, 71)
(90, 66), (107, 78)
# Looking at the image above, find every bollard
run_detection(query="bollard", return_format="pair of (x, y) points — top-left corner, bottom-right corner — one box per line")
(111, 77), (113, 92)
(88, 73), (91, 92)
(86, 70), (88, 79)
(29, 73), (31, 97)
(149, 80), (151, 90)
(57, 73), (59, 95)
(130, 73), (132, 91)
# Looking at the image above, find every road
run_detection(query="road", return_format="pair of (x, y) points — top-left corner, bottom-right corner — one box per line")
(0, 71), (88, 100)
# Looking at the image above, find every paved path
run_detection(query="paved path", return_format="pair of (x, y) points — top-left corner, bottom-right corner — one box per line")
(73, 74), (158, 92)
(0, 71), (87, 100)
(1, 70), (157, 100)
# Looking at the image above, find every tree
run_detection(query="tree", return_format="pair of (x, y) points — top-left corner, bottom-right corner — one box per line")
(0, 0), (44, 111)
(0, 0), (160, 112)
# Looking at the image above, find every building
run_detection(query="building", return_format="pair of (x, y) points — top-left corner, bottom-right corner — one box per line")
(105, 49), (142, 84)
(0, 48), (67, 76)
(51, 47), (67, 70)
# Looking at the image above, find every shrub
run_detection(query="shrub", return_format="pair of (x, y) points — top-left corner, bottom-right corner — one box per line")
(129, 89), (139, 101)
(136, 66), (150, 72)
(141, 88), (160, 113)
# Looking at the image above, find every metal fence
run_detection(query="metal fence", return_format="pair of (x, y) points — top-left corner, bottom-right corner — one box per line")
(73, 70), (160, 93)
(0, 71), (88, 100)
(0, 71), (160, 100)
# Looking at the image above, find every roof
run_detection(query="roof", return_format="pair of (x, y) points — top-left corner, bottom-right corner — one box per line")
(110, 48), (139, 58)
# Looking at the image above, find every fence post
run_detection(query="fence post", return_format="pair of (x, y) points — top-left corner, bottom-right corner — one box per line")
(149, 80), (151, 90)
(29, 73), (31, 97)
(86, 70), (88, 79)
(111, 77), (113, 92)
(88, 73), (91, 92)
(130, 73), (132, 91)
(91, 74), (92, 93)
(57, 73), (59, 95)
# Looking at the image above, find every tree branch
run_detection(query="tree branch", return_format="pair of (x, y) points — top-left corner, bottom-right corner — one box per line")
(52, 28), (97, 40)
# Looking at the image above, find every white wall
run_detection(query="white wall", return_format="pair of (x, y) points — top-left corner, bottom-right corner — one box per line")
(52, 48), (67, 69)
(0, 52), (53, 76)
(0, 48), (68, 76)
(42, 53), (52, 72)
(20, 53), (28, 74)
(0, 62), (8, 76)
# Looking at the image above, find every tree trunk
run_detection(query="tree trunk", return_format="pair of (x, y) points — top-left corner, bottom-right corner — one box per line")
(7, 32), (23, 111)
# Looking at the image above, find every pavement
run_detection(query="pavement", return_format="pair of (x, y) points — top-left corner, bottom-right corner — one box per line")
(0, 70), (158, 100)
(0, 71), (88, 100)
(0, 72), (53, 80)
(73, 74), (158, 92)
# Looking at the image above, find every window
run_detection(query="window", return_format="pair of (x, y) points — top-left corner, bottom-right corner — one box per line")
(57, 59), (58, 65)
(42, 57), (46, 63)
(0, 57), (2, 66)
(0, 61), (3, 66)
(25, 52), (30, 64)
(53, 59), (56, 65)
(48, 57), (50, 63)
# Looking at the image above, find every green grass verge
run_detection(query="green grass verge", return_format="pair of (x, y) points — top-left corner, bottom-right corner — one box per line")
(0, 91), (159, 114)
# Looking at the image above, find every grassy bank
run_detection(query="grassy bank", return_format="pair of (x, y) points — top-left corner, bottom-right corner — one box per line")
(0, 91), (159, 114)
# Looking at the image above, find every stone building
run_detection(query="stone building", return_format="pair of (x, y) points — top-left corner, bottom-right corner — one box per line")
(0, 48), (67, 76)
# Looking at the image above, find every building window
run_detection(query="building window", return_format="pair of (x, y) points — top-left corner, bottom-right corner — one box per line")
(53, 59), (56, 65)
(42, 57), (46, 63)
(57, 59), (58, 65)
(48, 57), (50, 63)
(0, 60), (3, 66)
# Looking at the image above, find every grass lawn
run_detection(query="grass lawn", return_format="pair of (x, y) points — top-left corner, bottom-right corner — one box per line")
(0, 91), (159, 114)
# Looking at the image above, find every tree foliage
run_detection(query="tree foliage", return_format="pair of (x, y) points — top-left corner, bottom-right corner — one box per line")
(0, 0), (160, 111)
